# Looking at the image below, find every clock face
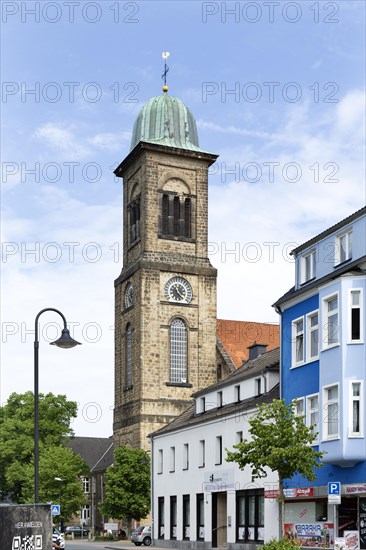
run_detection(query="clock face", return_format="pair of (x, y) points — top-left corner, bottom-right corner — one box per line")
(165, 277), (192, 304)
(124, 282), (133, 308)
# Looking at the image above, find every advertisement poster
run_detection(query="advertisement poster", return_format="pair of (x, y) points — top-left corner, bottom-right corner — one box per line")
(335, 538), (346, 550)
(284, 523), (334, 547)
(344, 531), (360, 550)
(360, 498), (366, 550)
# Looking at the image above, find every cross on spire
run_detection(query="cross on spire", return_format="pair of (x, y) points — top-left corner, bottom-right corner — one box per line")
(162, 52), (170, 91)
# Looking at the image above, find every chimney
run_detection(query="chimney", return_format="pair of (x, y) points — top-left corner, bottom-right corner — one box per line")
(247, 342), (267, 361)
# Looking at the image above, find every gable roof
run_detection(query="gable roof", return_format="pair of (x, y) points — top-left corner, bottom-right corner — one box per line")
(216, 319), (280, 368)
(150, 383), (279, 438)
(67, 436), (114, 471)
(193, 347), (279, 397)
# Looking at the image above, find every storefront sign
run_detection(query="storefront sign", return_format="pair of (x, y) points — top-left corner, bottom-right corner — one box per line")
(344, 531), (360, 550)
(284, 487), (314, 498)
(360, 498), (366, 550)
(346, 485), (366, 495)
(335, 538), (346, 550)
(203, 469), (234, 492)
(265, 490), (281, 499)
(284, 523), (334, 548)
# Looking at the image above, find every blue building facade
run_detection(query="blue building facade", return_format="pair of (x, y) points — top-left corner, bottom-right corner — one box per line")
(274, 206), (366, 549)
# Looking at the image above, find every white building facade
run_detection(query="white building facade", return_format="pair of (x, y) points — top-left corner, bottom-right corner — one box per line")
(150, 346), (280, 549)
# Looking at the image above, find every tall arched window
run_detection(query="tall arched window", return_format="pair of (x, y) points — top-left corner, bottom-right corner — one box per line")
(125, 324), (132, 388)
(170, 318), (187, 384)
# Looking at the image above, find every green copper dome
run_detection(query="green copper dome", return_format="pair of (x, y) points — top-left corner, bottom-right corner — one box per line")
(130, 92), (205, 152)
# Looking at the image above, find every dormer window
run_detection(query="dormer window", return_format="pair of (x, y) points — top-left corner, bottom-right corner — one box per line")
(200, 396), (205, 413)
(336, 229), (352, 265)
(217, 391), (223, 408)
(255, 378), (262, 396)
(302, 250), (316, 283)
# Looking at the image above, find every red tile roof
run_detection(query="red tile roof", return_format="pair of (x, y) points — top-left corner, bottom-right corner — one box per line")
(217, 319), (280, 368)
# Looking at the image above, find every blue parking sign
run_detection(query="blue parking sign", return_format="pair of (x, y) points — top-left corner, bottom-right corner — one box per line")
(328, 482), (341, 495)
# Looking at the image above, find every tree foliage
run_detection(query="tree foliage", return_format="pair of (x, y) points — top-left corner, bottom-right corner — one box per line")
(226, 399), (324, 537)
(100, 445), (150, 523)
(0, 391), (88, 520)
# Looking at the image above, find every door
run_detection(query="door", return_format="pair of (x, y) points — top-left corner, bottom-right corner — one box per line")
(212, 492), (227, 547)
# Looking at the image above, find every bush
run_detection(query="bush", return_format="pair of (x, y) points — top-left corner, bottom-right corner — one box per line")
(262, 538), (301, 550)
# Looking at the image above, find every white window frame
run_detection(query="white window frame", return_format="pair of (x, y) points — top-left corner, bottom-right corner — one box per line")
(157, 449), (163, 474)
(349, 380), (363, 437)
(292, 316), (305, 367)
(322, 383), (340, 440)
(170, 446), (175, 472)
(336, 229), (352, 265)
(215, 436), (222, 465)
(306, 393), (319, 443)
(302, 250), (316, 283)
(82, 477), (90, 493)
(183, 443), (189, 470)
(293, 397), (305, 420)
(322, 293), (339, 350)
(348, 288), (363, 344)
(198, 440), (205, 468)
(306, 310), (319, 362)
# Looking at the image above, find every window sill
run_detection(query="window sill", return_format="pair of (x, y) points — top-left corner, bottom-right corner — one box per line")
(290, 362), (305, 369)
(334, 257), (352, 268)
(166, 382), (193, 388)
(347, 340), (364, 345)
(158, 234), (196, 244)
(127, 238), (141, 251)
(300, 277), (316, 286)
(348, 434), (364, 439)
(321, 436), (340, 442)
(321, 343), (340, 352)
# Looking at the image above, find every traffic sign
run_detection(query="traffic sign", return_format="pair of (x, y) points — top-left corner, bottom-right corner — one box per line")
(328, 482), (341, 495)
(328, 482), (341, 504)
(51, 505), (60, 515)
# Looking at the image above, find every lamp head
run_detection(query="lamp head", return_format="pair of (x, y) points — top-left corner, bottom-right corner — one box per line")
(54, 477), (62, 481)
(50, 328), (81, 349)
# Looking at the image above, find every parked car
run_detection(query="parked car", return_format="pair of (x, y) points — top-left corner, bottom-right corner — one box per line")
(131, 525), (151, 546)
(52, 529), (65, 549)
(65, 525), (89, 537)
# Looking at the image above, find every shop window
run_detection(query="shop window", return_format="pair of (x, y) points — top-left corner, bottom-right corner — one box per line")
(316, 501), (328, 521)
(183, 495), (190, 540)
(170, 496), (177, 539)
(236, 489), (264, 542)
(158, 497), (165, 539)
(196, 494), (204, 540)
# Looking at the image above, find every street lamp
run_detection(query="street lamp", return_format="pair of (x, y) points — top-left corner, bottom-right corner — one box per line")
(55, 477), (62, 530)
(34, 308), (81, 503)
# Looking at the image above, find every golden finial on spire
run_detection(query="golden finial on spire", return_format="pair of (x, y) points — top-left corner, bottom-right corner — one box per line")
(162, 52), (170, 93)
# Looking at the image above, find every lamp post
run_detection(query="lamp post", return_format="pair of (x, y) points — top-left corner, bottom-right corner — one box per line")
(55, 477), (62, 530)
(34, 308), (81, 503)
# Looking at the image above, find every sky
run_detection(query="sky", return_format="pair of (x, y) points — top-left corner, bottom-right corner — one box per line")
(1, 0), (365, 438)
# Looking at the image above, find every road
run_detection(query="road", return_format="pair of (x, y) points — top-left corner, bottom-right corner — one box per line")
(65, 541), (167, 550)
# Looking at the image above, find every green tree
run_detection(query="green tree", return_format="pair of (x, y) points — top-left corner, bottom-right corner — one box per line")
(100, 445), (150, 526)
(0, 391), (87, 519)
(226, 399), (324, 538)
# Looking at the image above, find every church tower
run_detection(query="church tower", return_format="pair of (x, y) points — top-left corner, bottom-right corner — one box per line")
(113, 88), (218, 449)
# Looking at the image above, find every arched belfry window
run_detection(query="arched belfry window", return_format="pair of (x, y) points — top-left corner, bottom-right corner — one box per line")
(170, 318), (188, 384)
(125, 324), (132, 388)
(128, 195), (141, 245)
(161, 193), (192, 239)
